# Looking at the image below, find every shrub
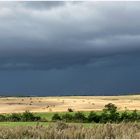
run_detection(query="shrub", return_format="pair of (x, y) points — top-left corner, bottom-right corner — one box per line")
(61, 113), (73, 122)
(0, 111), (41, 122)
(129, 110), (140, 122)
(8, 113), (21, 121)
(52, 113), (61, 121)
(22, 111), (34, 121)
(120, 110), (131, 122)
(73, 112), (87, 122)
(0, 114), (6, 122)
(87, 111), (100, 123)
(108, 112), (120, 123)
(33, 116), (41, 121)
(100, 112), (110, 123)
(21, 111), (40, 121)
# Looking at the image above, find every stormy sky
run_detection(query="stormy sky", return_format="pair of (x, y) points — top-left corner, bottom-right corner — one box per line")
(0, 1), (140, 96)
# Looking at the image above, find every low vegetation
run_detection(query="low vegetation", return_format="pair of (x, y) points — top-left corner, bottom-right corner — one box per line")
(1, 122), (140, 138)
(52, 103), (140, 123)
(0, 111), (42, 122)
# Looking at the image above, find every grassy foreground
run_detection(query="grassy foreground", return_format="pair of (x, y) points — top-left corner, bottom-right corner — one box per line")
(0, 122), (50, 126)
(0, 122), (140, 139)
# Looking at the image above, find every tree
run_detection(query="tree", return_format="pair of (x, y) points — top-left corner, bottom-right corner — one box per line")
(102, 103), (120, 123)
(103, 103), (117, 113)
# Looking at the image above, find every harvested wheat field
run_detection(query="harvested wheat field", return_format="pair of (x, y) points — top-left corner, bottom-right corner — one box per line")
(0, 95), (140, 113)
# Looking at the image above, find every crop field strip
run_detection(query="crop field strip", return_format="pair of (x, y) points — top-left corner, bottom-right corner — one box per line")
(0, 95), (140, 113)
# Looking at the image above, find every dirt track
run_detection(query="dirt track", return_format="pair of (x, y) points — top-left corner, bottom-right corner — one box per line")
(0, 95), (140, 113)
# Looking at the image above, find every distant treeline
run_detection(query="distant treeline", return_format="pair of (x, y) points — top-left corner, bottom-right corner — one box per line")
(52, 103), (140, 123)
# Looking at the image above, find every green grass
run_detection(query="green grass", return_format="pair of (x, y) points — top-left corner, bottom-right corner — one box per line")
(34, 111), (93, 121)
(0, 121), (96, 127)
(0, 122), (51, 127)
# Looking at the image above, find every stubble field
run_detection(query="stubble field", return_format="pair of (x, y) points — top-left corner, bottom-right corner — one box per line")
(0, 95), (140, 114)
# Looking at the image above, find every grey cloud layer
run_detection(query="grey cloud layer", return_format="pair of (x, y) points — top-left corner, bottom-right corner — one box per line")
(0, 1), (140, 70)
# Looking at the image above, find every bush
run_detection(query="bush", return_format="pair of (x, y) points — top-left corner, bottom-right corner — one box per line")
(52, 113), (61, 121)
(120, 110), (131, 122)
(100, 112), (110, 123)
(73, 112), (87, 122)
(108, 112), (120, 123)
(33, 116), (41, 121)
(21, 111), (40, 121)
(61, 113), (73, 122)
(0, 111), (41, 122)
(87, 111), (100, 123)
(8, 113), (21, 121)
(130, 110), (140, 121)
(0, 114), (6, 122)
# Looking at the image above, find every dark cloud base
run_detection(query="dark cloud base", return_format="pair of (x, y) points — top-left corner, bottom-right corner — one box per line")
(0, 61), (140, 96)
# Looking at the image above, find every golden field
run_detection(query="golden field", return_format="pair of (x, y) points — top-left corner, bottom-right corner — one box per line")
(0, 95), (140, 113)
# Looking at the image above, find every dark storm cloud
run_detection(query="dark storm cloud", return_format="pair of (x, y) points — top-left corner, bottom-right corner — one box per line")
(0, 1), (140, 70)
